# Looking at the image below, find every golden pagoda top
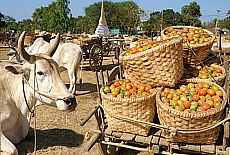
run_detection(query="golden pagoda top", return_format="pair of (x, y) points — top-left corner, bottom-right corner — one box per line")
(98, 0), (108, 26)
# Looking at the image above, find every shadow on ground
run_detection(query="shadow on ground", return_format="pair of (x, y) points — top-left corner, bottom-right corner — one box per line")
(16, 128), (84, 155)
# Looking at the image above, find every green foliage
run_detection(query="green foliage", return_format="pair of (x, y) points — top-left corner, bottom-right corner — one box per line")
(76, 1), (144, 33)
(0, 12), (6, 29)
(181, 1), (202, 26)
(32, 0), (73, 33)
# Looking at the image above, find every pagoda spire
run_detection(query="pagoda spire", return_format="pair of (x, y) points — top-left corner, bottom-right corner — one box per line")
(98, 0), (108, 26)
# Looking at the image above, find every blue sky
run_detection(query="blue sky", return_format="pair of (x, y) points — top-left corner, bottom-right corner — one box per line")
(0, 0), (229, 22)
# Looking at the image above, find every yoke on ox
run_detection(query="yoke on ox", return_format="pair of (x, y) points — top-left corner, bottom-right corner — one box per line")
(8, 35), (83, 94)
(0, 31), (77, 155)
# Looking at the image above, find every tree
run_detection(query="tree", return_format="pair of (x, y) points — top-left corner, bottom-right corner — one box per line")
(142, 9), (183, 35)
(181, 2), (202, 26)
(32, 0), (72, 33)
(0, 12), (6, 29)
(76, 1), (144, 34)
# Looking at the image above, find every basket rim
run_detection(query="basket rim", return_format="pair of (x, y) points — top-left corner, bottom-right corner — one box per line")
(156, 79), (227, 118)
(100, 85), (159, 103)
(119, 37), (183, 61)
(161, 25), (216, 48)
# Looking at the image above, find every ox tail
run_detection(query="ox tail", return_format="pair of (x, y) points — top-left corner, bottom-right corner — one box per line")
(78, 51), (84, 91)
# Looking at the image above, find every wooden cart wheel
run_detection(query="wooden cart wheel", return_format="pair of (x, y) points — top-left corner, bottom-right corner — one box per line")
(102, 42), (110, 56)
(89, 44), (103, 71)
(122, 42), (130, 51)
(98, 140), (121, 155)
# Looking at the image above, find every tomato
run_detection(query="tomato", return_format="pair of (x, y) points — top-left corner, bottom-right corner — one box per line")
(198, 89), (207, 96)
(162, 98), (170, 104)
(190, 104), (198, 111)
(125, 79), (131, 83)
(212, 96), (222, 103)
(196, 83), (204, 89)
(149, 88), (156, 94)
(206, 100), (214, 108)
(207, 89), (216, 96)
(192, 95), (200, 101)
(160, 91), (167, 97)
(167, 93), (173, 100)
(183, 101), (191, 109)
(114, 81), (121, 87)
(215, 68), (222, 73)
(202, 102), (211, 110)
(197, 106), (206, 112)
(124, 91), (131, 97)
(214, 101), (221, 108)
(174, 105), (183, 111)
(109, 84), (116, 90)
(211, 85), (219, 91)
(114, 87), (121, 92)
(138, 84), (145, 91)
(144, 85), (152, 92)
(142, 91), (149, 96)
(117, 93), (124, 98)
(172, 95), (180, 101)
(125, 83), (132, 91)
(215, 91), (223, 97)
(103, 86), (111, 93)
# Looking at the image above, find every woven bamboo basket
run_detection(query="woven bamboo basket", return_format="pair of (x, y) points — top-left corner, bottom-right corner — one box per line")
(161, 26), (215, 67)
(191, 64), (226, 86)
(119, 37), (184, 87)
(101, 86), (158, 136)
(156, 79), (227, 144)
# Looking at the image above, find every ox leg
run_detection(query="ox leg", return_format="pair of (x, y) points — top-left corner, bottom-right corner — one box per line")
(68, 69), (76, 94)
(0, 132), (18, 155)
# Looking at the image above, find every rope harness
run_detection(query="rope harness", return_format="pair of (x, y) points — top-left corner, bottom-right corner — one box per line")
(21, 63), (66, 155)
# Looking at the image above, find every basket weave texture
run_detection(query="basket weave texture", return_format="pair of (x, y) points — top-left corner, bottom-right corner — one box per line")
(161, 26), (215, 66)
(120, 37), (184, 87)
(101, 86), (158, 136)
(189, 64), (226, 86)
(156, 79), (227, 144)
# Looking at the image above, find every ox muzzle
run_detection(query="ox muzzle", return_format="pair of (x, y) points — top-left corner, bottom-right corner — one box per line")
(63, 95), (77, 112)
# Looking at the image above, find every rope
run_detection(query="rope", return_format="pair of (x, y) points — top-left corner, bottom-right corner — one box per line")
(100, 105), (230, 134)
(22, 74), (66, 101)
(33, 63), (37, 155)
(183, 40), (217, 83)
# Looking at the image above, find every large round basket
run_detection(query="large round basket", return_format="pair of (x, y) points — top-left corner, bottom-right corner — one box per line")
(120, 37), (184, 87)
(161, 26), (215, 67)
(101, 86), (158, 136)
(156, 79), (227, 144)
(189, 64), (226, 86)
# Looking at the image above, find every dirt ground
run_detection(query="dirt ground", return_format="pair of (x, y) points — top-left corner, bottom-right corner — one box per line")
(0, 47), (144, 155)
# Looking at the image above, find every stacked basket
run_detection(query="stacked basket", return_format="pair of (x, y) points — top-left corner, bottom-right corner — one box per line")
(120, 37), (184, 87)
(100, 84), (158, 136)
(156, 79), (227, 144)
(161, 26), (215, 67)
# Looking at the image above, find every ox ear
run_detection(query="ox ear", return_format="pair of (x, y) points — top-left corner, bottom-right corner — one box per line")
(4, 65), (21, 74)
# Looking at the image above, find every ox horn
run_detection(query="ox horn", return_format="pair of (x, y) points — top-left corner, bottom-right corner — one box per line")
(18, 31), (31, 61)
(46, 33), (60, 57)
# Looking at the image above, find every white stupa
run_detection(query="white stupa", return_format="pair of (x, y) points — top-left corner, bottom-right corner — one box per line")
(95, 0), (110, 36)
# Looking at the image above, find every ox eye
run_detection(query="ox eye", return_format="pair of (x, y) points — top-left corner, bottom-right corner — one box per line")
(37, 71), (44, 76)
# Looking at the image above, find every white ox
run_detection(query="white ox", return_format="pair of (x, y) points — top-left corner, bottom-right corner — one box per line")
(0, 31), (77, 155)
(8, 36), (83, 94)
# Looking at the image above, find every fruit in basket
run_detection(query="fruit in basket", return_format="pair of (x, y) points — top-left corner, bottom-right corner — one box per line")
(160, 82), (224, 112)
(124, 39), (171, 56)
(197, 66), (223, 79)
(164, 27), (212, 44)
(103, 79), (156, 98)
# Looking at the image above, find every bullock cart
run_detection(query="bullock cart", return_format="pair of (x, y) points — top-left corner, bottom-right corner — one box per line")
(77, 37), (107, 71)
(80, 48), (230, 155)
